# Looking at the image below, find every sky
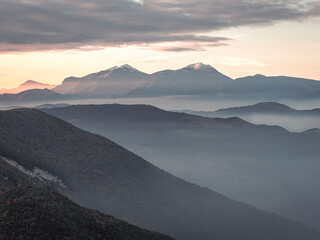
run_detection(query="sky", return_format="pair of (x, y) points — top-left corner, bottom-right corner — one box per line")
(0, 0), (319, 89)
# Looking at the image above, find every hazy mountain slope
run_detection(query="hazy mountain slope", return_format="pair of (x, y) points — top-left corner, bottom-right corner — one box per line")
(0, 80), (56, 94)
(295, 88), (320, 100)
(35, 103), (71, 109)
(54, 64), (149, 97)
(181, 102), (320, 118)
(183, 102), (320, 131)
(216, 74), (320, 100)
(0, 89), (66, 102)
(42, 104), (320, 231)
(125, 63), (232, 97)
(1, 109), (320, 240)
(215, 102), (296, 115)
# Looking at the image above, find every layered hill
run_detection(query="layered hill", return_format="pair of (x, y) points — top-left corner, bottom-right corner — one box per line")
(1, 108), (319, 240)
(184, 102), (320, 117)
(215, 102), (297, 115)
(183, 102), (320, 131)
(42, 104), (320, 231)
(0, 89), (66, 102)
(0, 80), (56, 94)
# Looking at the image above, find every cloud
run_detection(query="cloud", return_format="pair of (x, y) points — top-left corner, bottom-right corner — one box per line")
(0, 0), (319, 53)
(156, 46), (204, 52)
(142, 37), (230, 52)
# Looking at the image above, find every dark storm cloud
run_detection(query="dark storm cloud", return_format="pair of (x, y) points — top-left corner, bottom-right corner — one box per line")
(0, 0), (318, 52)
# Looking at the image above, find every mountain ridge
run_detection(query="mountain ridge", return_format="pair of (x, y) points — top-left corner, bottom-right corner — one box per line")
(2, 63), (320, 101)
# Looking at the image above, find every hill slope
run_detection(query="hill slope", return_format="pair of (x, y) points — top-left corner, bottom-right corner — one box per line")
(0, 157), (38, 192)
(1, 108), (320, 240)
(42, 104), (320, 231)
(0, 157), (173, 240)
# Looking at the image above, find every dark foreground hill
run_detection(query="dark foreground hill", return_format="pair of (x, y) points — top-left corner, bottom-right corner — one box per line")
(0, 109), (320, 240)
(0, 157), (173, 240)
(42, 104), (320, 231)
(0, 157), (38, 192)
(0, 185), (173, 240)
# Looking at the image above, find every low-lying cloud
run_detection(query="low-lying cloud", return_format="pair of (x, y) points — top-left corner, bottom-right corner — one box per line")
(0, 0), (319, 52)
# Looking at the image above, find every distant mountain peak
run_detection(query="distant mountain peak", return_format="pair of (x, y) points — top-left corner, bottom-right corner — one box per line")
(106, 66), (118, 71)
(20, 80), (39, 86)
(214, 102), (296, 116)
(118, 64), (137, 70)
(303, 128), (320, 134)
(253, 74), (266, 77)
(191, 62), (206, 69)
(254, 102), (290, 108)
(104, 64), (140, 73)
(0, 80), (57, 94)
(182, 62), (216, 72)
(102, 64), (139, 73)
(19, 80), (55, 88)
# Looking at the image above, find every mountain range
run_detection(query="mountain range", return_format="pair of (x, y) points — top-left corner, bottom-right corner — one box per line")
(52, 63), (320, 100)
(53, 62), (232, 98)
(1, 63), (320, 103)
(42, 103), (320, 231)
(1, 108), (319, 240)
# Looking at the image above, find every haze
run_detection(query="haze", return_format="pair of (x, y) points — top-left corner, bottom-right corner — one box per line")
(1, 1), (320, 240)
